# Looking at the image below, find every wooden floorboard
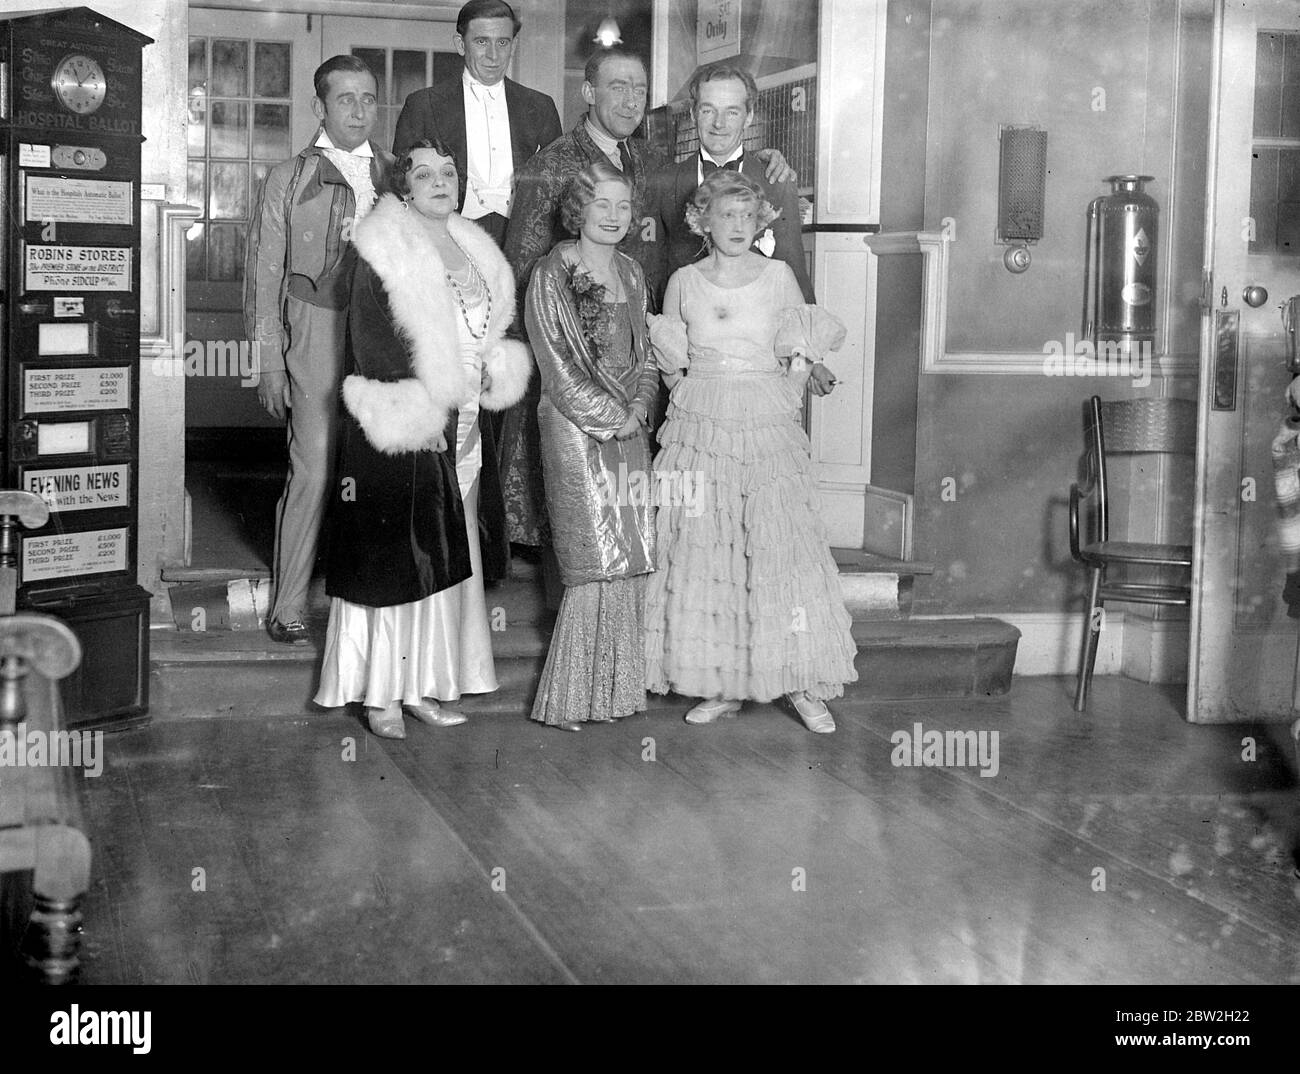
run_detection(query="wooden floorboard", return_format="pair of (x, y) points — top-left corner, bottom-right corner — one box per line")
(68, 675), (1300, 984)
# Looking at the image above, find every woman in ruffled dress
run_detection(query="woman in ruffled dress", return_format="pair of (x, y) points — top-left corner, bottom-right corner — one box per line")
(314, 139), (531, 739)
(645, 168), (857, 733)
(527, 161), (658, 730)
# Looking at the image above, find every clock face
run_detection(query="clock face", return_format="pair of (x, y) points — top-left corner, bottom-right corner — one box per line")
(51, 54), (107, 116)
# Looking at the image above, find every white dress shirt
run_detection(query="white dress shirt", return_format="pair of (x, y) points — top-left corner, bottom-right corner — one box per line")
(462, 70), (514, 219)
(584, 118), (627, 172)
(314, 129), (378, 220)
(697, 144), (745, 187)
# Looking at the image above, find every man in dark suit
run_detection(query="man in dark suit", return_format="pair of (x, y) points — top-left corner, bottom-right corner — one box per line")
(654, 62), (815, 305)
(392, 0), (562, 247)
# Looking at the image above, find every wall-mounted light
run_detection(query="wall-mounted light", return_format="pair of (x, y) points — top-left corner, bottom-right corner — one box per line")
(595, 17), (623, 47)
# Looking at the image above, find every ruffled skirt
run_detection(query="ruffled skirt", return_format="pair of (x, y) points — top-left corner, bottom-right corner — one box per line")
(644, 371), (858, 702)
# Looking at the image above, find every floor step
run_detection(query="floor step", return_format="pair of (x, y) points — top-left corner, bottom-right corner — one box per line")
(831, 547), (934, 621)
(851, 618), (1020, 699)
(149, 614), (1020, 715)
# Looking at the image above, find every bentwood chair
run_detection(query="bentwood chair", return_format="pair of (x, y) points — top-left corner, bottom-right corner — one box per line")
(1069, 395), (1195, 711)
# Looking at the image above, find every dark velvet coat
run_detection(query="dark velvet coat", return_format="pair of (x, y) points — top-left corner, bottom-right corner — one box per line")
(325, 196), (531, 607)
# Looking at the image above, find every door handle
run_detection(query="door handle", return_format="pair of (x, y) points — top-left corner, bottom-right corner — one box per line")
(1243, 284), (1269, 307)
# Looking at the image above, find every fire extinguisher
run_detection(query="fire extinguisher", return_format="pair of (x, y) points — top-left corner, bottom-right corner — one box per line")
(1082, 174), (1158, 351)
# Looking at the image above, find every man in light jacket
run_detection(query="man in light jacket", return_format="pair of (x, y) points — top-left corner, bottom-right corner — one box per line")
(244, 55), (394, 643)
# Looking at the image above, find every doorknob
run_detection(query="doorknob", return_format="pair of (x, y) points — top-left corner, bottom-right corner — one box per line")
(1243, 284), (1269, 307)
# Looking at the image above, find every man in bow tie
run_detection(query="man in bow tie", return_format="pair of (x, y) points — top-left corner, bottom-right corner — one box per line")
(392, 0), (562, 248)
(653, 61), (815, 305)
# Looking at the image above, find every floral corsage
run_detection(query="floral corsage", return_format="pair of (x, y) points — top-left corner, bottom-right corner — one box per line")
(567, 262), (615, 358)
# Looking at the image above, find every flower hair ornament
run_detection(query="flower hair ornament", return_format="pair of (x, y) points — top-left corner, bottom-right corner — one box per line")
(684, 197), (781, 253)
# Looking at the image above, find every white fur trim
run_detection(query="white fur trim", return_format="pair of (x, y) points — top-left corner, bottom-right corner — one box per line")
(479, 340), (532, 411)
(345, 197), (519, 450)
(341, 375), (447, 455)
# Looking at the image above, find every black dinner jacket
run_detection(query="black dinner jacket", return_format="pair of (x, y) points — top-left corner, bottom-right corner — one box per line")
(392, 74), (563, 213)
(653, 153), (815, 306)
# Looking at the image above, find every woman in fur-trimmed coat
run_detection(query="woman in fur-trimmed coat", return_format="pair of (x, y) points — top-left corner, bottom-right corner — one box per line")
(314, 141), (531, 740)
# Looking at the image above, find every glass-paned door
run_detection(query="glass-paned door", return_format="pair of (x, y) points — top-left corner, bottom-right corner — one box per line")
(185, 9), (320, 429)
(322, 16), (462, 152)
(1190, 0), (1300, 722)
(187, 12), (320, 290)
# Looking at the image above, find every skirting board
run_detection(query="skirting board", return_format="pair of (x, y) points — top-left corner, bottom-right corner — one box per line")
(914, 611), (1187, 682)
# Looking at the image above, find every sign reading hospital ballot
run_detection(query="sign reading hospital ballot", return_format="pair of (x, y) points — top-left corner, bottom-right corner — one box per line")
(24, 244), (132, 292)
(22, 527), (128, 582)
(24, 464), (130, 513)
(24, 367), (130, 413)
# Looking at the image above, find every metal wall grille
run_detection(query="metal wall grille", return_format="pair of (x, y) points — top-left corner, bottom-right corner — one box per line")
(997, 125), (1047, 242)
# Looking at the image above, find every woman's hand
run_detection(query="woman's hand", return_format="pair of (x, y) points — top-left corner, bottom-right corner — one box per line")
(614, 409), (642, 440)
(432, 432), (448, 453)
(809, 362), (837, 396)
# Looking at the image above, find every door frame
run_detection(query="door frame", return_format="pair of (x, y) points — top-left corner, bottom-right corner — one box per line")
(1188, 0), (1300, 723)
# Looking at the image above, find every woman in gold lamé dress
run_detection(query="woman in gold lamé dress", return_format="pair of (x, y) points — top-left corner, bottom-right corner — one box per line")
(527, 162), (658, 731)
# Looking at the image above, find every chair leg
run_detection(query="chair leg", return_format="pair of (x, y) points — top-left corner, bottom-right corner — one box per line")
(1074, 567), (1104, 712)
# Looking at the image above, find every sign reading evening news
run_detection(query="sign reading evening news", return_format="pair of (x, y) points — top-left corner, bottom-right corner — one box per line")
(25, 176), (134, 226)
(24, 245), (131, 292)
(698, 0), (741, 64)
(24, 464), (129, 513)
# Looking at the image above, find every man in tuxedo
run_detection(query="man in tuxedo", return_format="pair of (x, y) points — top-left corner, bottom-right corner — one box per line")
(392, 0), (562, 247)
(654, 62), (815, 304)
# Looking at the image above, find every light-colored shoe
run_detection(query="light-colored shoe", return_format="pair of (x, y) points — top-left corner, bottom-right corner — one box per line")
(366, 702), (406, 739)
(684, 698), (742, 724)
(787, 691), (835, 734)
(403, 699), (467, 727)
(554, 720), (583, 732)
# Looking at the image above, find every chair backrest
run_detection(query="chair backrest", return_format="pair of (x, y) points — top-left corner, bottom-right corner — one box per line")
(1097, 397), (1197, 454)
(1082, 395), (1197, 545)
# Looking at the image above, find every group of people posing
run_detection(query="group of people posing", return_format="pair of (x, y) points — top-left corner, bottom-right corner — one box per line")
(244, 1), (858, 741)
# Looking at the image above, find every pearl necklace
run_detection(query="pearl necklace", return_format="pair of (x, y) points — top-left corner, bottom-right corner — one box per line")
(444, 237), (491, 340)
